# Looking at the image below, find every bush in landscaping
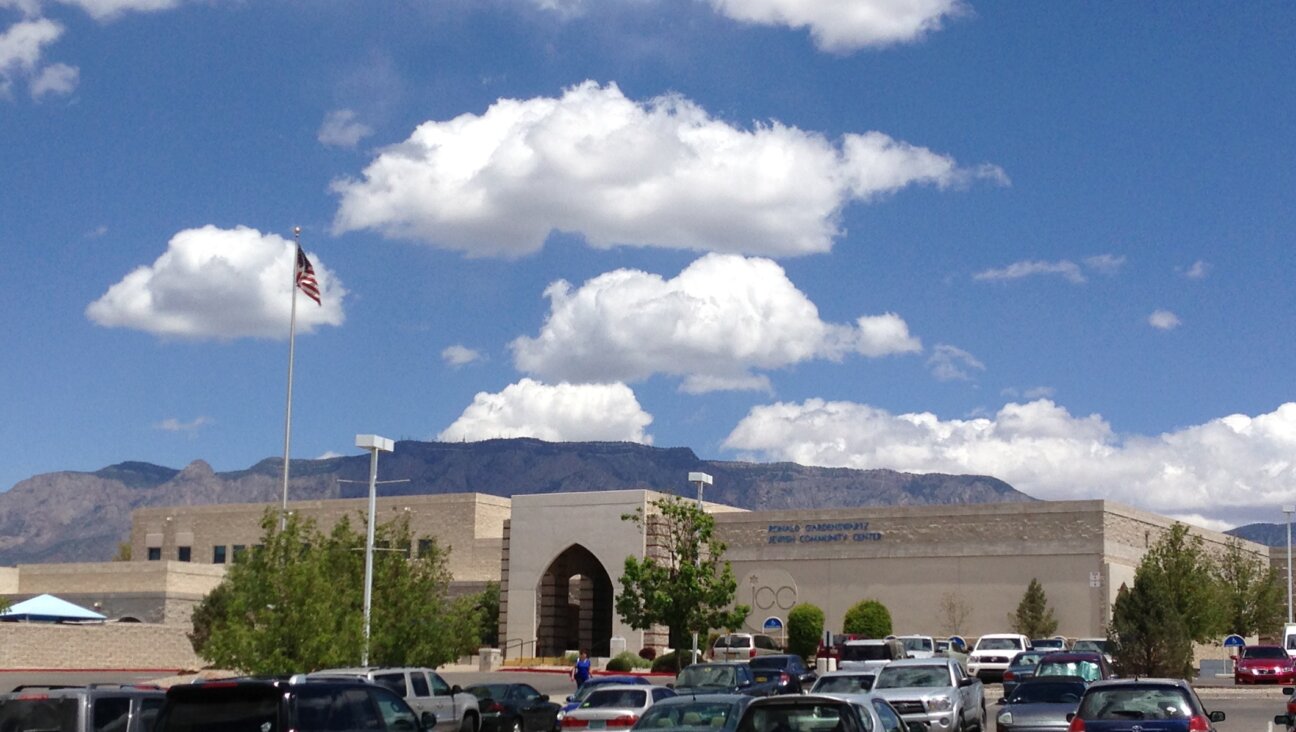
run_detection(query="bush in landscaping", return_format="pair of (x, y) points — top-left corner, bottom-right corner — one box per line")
(606, 651), (649, 672)
(842, 599), (892, 637)
(651, 650), (694, 673)
(787, 603), (825, 660)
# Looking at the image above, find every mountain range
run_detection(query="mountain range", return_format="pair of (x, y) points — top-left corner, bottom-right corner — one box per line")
(0, 438), (1032, 565)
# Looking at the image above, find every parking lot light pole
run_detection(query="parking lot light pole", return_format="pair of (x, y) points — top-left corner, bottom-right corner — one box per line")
(1285, 505), (1295, 625)
(357, 434), (395, 667)
(688, 471), (713, 665)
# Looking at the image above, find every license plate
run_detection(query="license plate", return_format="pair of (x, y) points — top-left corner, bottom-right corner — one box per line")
(589, 722), (605, 729)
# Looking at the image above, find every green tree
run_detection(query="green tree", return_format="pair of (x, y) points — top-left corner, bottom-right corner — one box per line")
(1216, 537), (1285, 638)
(1109, 573), (1194, 678)
(474, 581), (501, 648)
(1009, 578), (1058, 638)
(113, 542), (132, 561)
(615, 496), (750, 670)
(1142, 523), (1226, 642)
(194, 510), (477, 674)
(786, 603), (825, 661)
(842, 599), (892, 637)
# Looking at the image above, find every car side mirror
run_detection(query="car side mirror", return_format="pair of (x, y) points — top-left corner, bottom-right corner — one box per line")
(1209, 711), (1225, 723)
(540, 695), (550, 702)
(566, 695), (575, 702)
(1065, 713), (1075, 722)
(958, 677), (975, 687)
(996, 698), (1007, 705)
(1278, 715), (1292, 726)
(1285, 687), (1296, 696)
(451, 685), (463, 695)
(421, 711), (438, 731)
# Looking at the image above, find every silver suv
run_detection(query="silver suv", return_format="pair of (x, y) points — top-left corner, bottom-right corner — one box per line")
(0, 683), (166, 732)
(711, 633), (782, 661)
(310, 667), (479, 732)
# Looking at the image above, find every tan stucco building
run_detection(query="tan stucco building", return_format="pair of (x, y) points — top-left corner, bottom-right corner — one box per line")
(2, 489), (1272, 663)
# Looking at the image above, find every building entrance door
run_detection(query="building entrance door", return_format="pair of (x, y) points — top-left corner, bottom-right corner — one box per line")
(536, 544), (613, 657)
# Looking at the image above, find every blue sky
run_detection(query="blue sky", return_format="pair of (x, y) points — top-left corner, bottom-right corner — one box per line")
(2, 0), (1294, 529)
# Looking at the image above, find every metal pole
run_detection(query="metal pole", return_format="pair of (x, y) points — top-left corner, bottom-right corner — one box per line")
(279, 227), (302, 529)
(362, 445), (379, 666)
(686, 472), (712, 666)
(1286, 506), (1293, 625)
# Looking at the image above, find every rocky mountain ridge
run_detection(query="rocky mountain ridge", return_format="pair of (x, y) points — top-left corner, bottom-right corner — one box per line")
(0, 438), (1032, 565)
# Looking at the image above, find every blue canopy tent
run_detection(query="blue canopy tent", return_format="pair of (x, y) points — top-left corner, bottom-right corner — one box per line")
(0, 593), (106, 622)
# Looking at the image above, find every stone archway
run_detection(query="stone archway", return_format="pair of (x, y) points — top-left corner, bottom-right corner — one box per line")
(536, 544), (614, 657)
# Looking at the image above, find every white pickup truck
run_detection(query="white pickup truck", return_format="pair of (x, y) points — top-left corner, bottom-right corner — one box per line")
(869, 657), (985, 732)
(967, 633), (1030, 682)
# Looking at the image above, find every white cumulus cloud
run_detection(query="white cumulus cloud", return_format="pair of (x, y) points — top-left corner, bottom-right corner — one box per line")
(332, 81), (1004, 258)
(705, 0), (965, 53)
(0, 17), (61, 95)
(318, 108), (373, 149)
(511, 253), (922, 393)
(1148, 309), (1181, 330)
(927, 343), (984, 382)
(29, 60), (76, 97)
(86, 225), (346, 339)
(723, 399), (1296, 526)
(54, 0), (183, 21)
(438, 379), (653, 443)
(442, 344), (483, 367)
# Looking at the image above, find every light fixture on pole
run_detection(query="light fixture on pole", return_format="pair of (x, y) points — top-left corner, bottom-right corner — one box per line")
(687, 471), (713, 665)
(357, 434), (395, 667)
(1285, 505), (1295, 625)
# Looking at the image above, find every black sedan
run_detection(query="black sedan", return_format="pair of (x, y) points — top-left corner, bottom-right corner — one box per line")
(748, 654), (818, 695)
(467, 683), (562, 732)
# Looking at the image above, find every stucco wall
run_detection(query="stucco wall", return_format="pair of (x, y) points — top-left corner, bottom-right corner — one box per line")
(0, 623), (203, 671)
(130, 493), (510, 583)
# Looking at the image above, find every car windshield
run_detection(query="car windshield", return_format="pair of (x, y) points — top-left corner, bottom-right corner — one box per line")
(1072, 640), (1106, 653)
(1037, 661), (1102, 682)
(749, 657), (790, 670)
(636, 701), (736, 730)
(1243, 647), (1288, 660)
(158, 687), (281, 732)
(811, 675), (875, 694)
(1008, 681), (1086, 705)
(1076, 687), (1193, 721)
(901, 638), (933, 652)
(583, 690), (647, 709)
(1032, 639), (1065, 649)
(839, 644), (890, 661)
(575, 680), (639, 702)
(873, 666), (949, 689)
(677, 666), (737, 688)
(0, 697), (79, 732)
(715, 636), (752, 648)
(736, 703), (847, 732)
(976, 638), (1023, 651)
(467, 685), (509, 701)
(1012, 652), (1048, 667)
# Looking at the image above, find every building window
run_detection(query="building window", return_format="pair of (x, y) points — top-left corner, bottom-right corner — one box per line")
(147, 547), (161, 561)
(232, 545), (247, 562)
(213, 545), (227, 564)
(418, 539), (432, 557)
(178, 546), (192, 562)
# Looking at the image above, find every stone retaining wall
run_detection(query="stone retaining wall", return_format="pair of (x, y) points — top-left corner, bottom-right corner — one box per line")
(0, 623), (203, 671)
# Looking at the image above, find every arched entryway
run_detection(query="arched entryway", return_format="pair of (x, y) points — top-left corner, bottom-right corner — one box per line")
(536, 544), (614, 657)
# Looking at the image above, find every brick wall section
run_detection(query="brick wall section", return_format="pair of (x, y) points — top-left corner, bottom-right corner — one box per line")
(0, 623), (203, 671)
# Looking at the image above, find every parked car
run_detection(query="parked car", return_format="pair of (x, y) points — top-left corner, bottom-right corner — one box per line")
(897, 636), (937, 660)
(559, 677), (654, 727)
(630, 694), (754, 732)
(868, 657), (985, 732)
(809, 671), (877, 695)
(466, 683), (561, 732)
(713, 634), (782, 661)
(748, 654), (818, 694)
(994, 676), (1086, 732)
(1032, 652), (1113, 684)
(673, 663), (780, 697)
(154, 676), (436, 732)
(968, 633), (1031, 682)
(1001, 650), (1052, 698)
(310, 666), (479, 732)
(734, 693), (910, 732)
(560, 684), (676, 729)
(1070, 639), (1114, 665)
(0, 683), (165, 732)
(1275, 685), (1296, 732)
(1234, 644), (1296, 685)
(1031, 638), (1068, 652)
(837, 638), (907, 672)
(1070, 678), (1224, 732)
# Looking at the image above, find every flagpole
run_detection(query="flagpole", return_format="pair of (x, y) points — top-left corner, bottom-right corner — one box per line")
(280, 226), (302, 529)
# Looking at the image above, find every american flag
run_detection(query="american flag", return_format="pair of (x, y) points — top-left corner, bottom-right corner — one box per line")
(295, 245), (321, 305)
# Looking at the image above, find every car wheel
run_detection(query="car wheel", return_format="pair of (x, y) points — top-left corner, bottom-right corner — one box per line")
(462, 713), (479, 732)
